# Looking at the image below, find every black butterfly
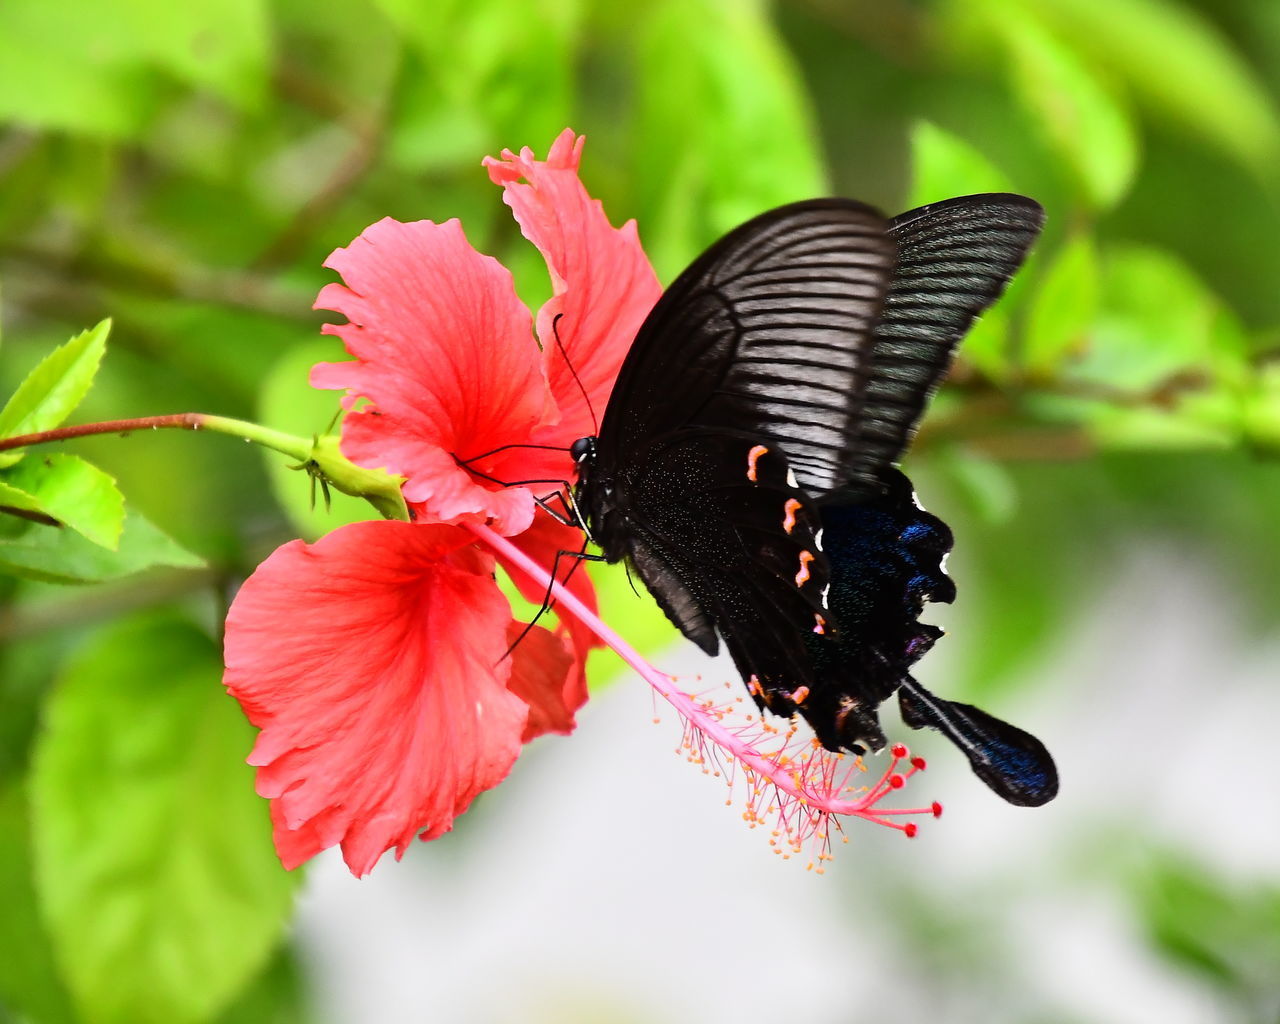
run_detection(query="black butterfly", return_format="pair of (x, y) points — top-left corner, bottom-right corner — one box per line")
(570, 194), (1058, 807)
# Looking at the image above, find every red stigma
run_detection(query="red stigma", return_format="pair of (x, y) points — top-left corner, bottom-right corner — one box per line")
(904, 823), (918, 838)
(889, 773), (905, 789)
(911, 756), (927, 770)
(891, 743), (907, 758)
(931, 801), (943, 818)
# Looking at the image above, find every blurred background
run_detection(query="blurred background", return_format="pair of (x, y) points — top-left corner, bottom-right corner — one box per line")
(2, 0), (1279, 1021)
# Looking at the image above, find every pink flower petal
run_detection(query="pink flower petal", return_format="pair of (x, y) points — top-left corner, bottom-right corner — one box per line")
(505, 622), (576, 741)
(223, 521), (528, 876)
(498, 514), (602, 718)
(311, 217), (564, 535)
(484, 130), (663, 449)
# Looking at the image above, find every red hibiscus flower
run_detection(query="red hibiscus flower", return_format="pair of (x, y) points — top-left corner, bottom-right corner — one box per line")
(225, 130), (942, 878)
(223, 130), (661, 877)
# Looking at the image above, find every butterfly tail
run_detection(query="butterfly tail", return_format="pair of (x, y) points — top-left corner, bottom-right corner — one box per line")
(897, 677), (1058, 807)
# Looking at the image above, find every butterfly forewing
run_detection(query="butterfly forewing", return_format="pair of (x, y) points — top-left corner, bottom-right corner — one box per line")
(598, 199), (897, 496)
(838, 194), (1044, 497)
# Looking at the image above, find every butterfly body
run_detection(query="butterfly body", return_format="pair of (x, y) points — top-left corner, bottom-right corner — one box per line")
(575, 426), (831, 702)
(571, 194), (1058, 807)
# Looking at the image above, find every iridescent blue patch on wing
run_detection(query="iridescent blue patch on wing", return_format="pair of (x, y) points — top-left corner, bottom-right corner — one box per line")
(797, 470), (956, 752)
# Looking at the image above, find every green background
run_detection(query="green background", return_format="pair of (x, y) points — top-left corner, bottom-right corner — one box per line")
(1, 0), (1278, 1021)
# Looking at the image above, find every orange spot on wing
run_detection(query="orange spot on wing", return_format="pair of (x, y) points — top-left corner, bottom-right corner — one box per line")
(795, 550), (815, 587)
(746, 444), (769, 482)
(782, 497), (802, 534)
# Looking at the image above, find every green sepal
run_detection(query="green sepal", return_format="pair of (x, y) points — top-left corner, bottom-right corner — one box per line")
(301, 435), (409, 522)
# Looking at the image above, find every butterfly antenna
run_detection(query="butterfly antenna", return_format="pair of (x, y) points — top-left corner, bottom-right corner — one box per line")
(551, 313), (598, 436)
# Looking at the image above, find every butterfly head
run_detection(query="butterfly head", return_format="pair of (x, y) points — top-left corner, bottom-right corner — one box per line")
(570, 436), (596, 465)
(569, 435), (609, 549)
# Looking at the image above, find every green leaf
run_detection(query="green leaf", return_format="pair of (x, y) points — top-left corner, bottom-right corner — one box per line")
(908, 121), (1015, 210)
(933, 455), (1088, 702)
(1023, 234), (1098, 377)
(1134, 853), (1280, 1010)
(633, 0), (827, 279)
(134, 0), (271, 111)
(933, 450), (1018, 526)
(111, 298), (310, 406)
(31, 614), (299, 1024)
(1031, 0), (1280, 177)
(1084, 393), (1241, 451)
(956, 306), (1013, 384)
(993, 8), (1138, 209)
(2, 453), (126, 549)
(377, 0), (582, 168)
(0, 0), (269, 124)
(0, 507), (204, 584)
(213, 947), (308, 1024)
(1070, 244), (1249, 394)
(0, 624), (72, 785)
(1244, 364), (1280, 453)
(0, 320), (110, 467)
(0, 783), (77, 1024)
(0, 479), (47, 518)
(0, 18), (151, 138)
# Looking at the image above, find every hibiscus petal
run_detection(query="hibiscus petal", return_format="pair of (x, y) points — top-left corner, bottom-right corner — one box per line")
(498, 514), (602, 720)
(484, 130), (663, 449)
(311, 217), (556, 535)
(505, 621), (575, 741)
(223, 521), (529, 876)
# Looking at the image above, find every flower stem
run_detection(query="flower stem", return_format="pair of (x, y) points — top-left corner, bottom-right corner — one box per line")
(0, 413), (312, 461)
(0, 414), (409, 521)
(469, 521), (928, 828)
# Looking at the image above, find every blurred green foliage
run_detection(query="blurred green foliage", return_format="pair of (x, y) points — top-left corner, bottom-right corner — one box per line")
(32, 615), (298, 1024)
(1135, 854), (1280, 1016)
(2, 0), (1279, 1021)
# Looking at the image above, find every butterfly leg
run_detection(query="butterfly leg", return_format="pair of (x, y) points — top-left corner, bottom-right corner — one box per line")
(503, 541), (607, 660)
(533, 489), (584, 528)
